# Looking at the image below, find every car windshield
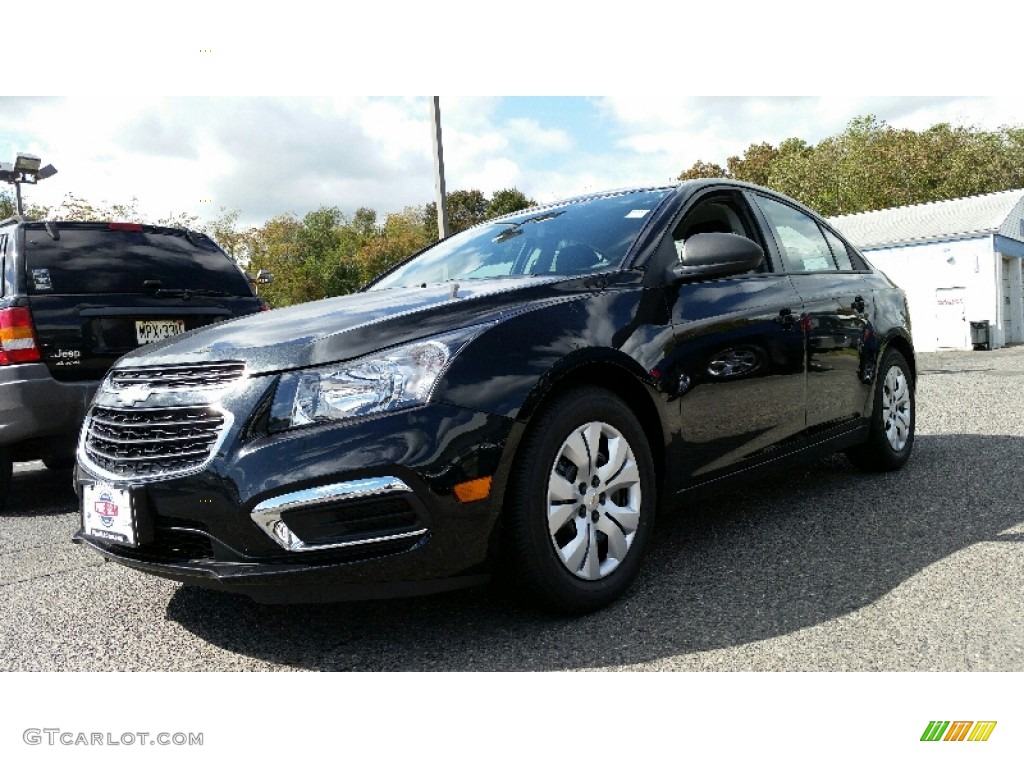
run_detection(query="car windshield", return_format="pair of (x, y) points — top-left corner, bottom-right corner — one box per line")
(369, 189), (672, 290)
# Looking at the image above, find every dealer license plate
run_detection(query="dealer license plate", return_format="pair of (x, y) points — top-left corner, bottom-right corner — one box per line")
(82, 483), (137, 547)
(136, 319), (185, 345)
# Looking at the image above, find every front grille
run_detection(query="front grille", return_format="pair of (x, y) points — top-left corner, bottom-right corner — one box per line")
(109, 361), (246, 390)
(83, 405), (225, 479)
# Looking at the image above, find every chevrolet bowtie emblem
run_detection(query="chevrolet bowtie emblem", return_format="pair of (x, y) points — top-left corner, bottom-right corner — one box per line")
(116, 385), (152, 406)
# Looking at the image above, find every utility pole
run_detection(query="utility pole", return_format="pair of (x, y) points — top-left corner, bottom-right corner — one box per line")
(430, 96), (450, 240)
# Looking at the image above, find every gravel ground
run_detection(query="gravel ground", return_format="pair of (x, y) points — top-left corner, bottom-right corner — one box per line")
(1, 348), (1022, 671)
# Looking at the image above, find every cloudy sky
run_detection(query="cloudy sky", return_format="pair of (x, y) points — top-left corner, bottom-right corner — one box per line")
(4, 96), (1023, 229)
(3, 3), (1018, 229)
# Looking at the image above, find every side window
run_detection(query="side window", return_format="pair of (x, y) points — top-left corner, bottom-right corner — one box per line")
(821, 226), (854, 270)
(672, 195), (768, 272)
(755, 194), (837, 273)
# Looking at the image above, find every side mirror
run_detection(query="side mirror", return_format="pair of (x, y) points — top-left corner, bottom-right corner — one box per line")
(666, 232), (764, 283)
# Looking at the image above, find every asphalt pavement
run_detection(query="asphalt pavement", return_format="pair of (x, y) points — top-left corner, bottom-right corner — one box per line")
(2, 348), (1022, 671)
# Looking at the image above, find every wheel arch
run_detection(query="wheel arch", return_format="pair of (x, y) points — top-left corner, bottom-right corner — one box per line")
(489, 355), (668, 555)
(881, 332), (916, 384)
(524, 359), (665, 482)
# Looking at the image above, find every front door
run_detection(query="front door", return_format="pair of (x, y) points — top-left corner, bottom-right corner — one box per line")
(935, 287), (968, 349)
(660, 191), (806, 480)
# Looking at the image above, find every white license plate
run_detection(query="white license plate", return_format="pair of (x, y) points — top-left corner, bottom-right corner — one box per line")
(82, 483), (137, 547)
(136, 319), (185, 344)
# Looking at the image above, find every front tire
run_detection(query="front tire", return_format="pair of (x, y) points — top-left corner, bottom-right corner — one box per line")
(504, 387), (656, 613)
(846, 347), (915, 471)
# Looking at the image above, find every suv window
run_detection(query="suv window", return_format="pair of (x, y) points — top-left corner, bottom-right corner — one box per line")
(755, 195), (838, 273)
(22, 225), (251, 295)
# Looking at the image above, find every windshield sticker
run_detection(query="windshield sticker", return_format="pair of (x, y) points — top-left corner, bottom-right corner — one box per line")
(625, 210), (649, 219)
(31, 268), (53, 290)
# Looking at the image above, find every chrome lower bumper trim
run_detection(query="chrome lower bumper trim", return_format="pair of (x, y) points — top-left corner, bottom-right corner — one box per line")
(250, 476), (425, 552)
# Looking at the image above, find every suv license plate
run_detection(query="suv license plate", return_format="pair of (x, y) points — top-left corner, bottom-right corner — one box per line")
(82, 483), (137, 547)
(136, 319), (185, 344)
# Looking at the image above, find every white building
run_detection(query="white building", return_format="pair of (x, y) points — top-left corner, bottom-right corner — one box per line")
(829, 189), (1024, 352)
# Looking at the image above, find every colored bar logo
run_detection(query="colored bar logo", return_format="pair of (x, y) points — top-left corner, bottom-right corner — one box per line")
(921, 721), (997, 742)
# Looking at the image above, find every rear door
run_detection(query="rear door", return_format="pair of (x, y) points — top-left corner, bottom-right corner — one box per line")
(749, 193), (875, 430)
(22, 223), (260, 382)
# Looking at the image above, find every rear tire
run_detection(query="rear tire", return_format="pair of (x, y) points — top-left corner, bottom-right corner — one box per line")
(504, 387), (656, 614)
(846, 348), (914, 472)
(0, 446), (11, 512)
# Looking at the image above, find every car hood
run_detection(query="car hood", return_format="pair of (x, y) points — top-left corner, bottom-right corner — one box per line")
(115, 276), (576, 374)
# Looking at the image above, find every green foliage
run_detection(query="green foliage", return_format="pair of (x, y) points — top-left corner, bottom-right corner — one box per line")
(678, 115), (1024, 216)
(487, 188), (537, 218)
(424, 187), (535, 240)
(677, 160), (727, 181)
(43, 193), (143, 222)
(0, 191), (14, 220)
(354, 207), (431, 286)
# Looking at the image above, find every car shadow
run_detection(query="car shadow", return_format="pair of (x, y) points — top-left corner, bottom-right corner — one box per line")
(1, 462), (78, 518)
(164, 433), (1022, 670)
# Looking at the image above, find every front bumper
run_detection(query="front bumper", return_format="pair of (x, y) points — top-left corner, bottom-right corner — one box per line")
(73, 397), (516, 603)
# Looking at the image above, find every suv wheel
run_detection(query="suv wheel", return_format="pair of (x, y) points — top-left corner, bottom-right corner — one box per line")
(505, 387), (655, 613)
(0, 446), (11, 511)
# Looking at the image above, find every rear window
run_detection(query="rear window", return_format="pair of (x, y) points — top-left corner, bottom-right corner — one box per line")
(23, 225), (252, 295)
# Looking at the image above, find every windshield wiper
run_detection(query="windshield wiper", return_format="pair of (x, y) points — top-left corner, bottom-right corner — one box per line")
(492, 210), (565, 243)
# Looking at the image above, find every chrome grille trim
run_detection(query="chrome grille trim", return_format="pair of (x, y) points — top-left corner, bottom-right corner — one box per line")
(108, 361), (246, 390)
(79, 405), (233, 482)
(251, 477), (427, 552)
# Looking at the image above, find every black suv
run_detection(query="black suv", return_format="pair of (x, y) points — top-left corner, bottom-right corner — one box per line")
(0, 218), (265, 506)
(73, 182), (916, 613)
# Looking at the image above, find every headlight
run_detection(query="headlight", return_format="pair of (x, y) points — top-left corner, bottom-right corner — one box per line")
(269, 324), (489, 431)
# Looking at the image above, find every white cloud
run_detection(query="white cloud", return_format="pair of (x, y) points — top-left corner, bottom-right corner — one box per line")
(505, 119), (572, 153)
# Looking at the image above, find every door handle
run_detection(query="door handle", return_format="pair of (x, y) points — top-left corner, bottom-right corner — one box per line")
(852, 295), (866, 313)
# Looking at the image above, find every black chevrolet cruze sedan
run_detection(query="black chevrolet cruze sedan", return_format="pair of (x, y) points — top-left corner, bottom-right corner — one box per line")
(73, 180), (915, 613)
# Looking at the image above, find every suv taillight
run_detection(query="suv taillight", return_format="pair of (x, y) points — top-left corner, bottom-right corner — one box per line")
(0, 307), (42, 364)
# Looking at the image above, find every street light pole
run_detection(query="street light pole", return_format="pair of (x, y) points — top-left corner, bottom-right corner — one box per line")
(0, 153), (58, 218)
(430, 97), (450, 240)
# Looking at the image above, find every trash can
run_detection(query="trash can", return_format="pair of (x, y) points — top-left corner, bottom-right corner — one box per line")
(970, 320), (990, 350)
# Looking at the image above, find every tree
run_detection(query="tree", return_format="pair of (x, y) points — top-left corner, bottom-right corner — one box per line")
(424, 188), (490, 240)
(244, 214), (303, 307)
(726, 142), (778, 187)
(487, 187), (536, 218)
(677, 160), (727, 181)
(0, 191), (14, 220)
(355, 206), (431, 285)
(201, 208), (246, 262)
(676, 116), (1024, 216)
(44, 193), (142, 222)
